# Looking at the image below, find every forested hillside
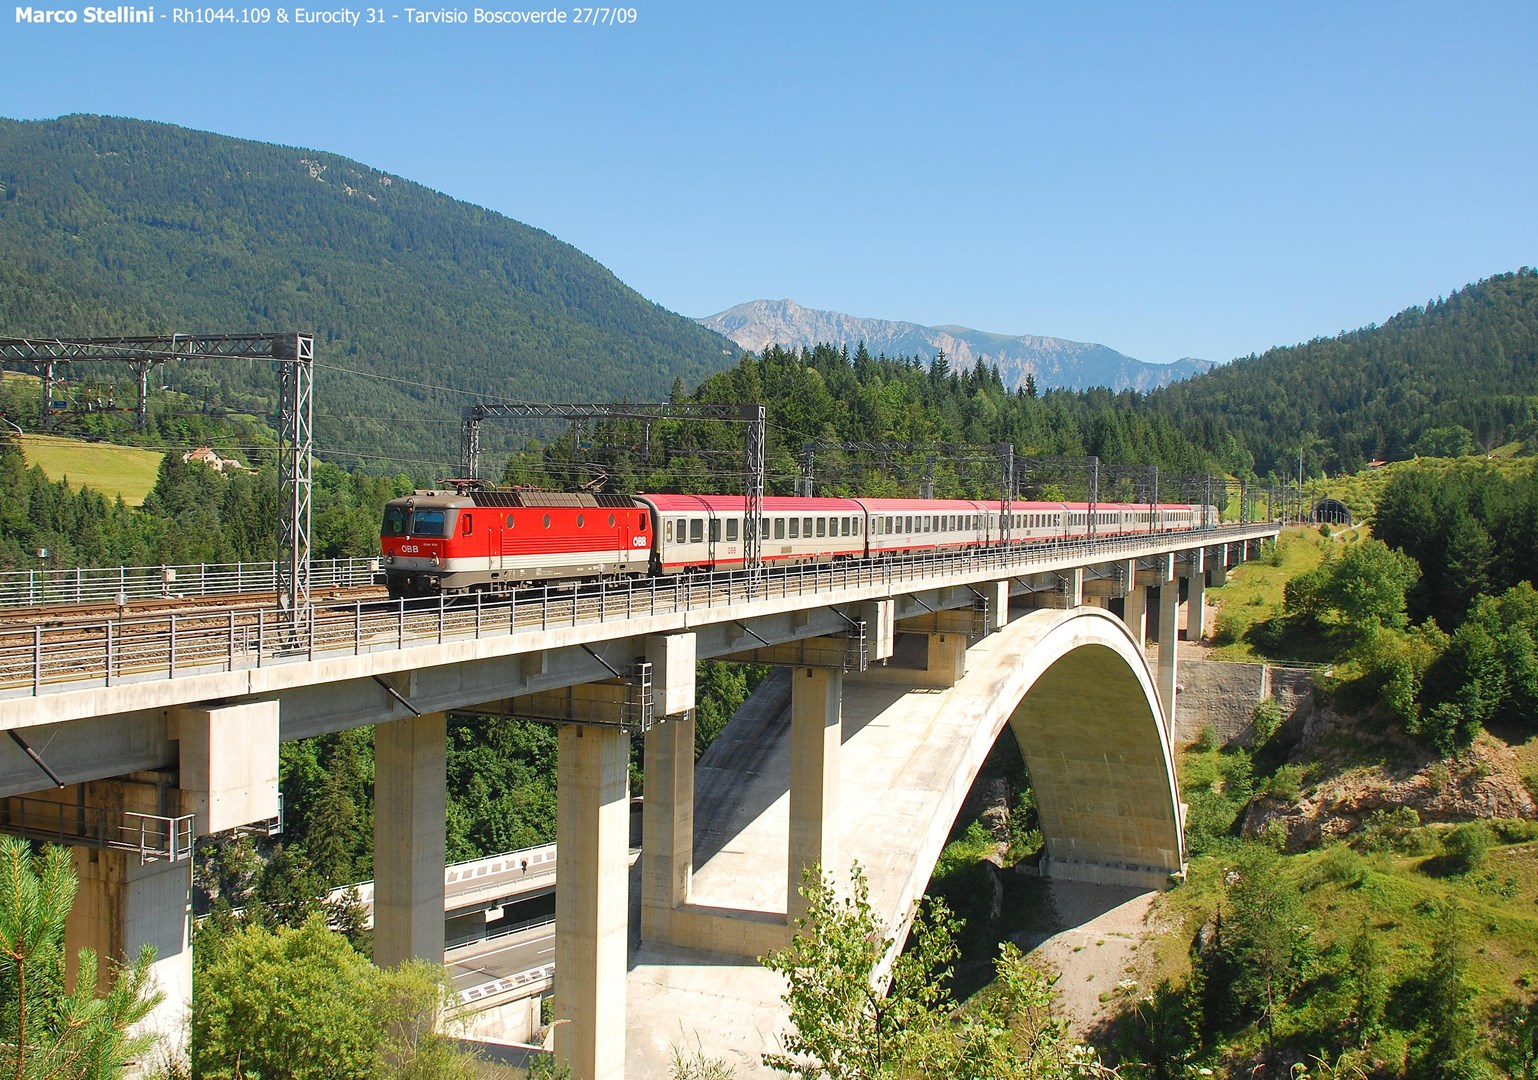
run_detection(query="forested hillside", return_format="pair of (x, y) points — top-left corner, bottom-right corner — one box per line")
(0, 114), (735, 474)
(497, 342), (1236, 502)
(1140, 269), (1538, 477)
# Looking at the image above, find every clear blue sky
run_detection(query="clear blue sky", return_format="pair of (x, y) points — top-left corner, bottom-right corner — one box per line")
(5, 1), (1535, 364)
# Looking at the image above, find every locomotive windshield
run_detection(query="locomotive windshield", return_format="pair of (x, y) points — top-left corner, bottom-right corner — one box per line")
(408, 509), (450, 537)
(383, 506), (408, 536)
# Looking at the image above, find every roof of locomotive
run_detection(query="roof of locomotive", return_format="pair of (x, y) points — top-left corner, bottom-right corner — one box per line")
(391, 489), (635, 510)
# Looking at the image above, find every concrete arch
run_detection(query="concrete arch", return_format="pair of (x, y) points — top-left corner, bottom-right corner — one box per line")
(849, 606), (1185, 953)
(1004, 610), (1185, 886)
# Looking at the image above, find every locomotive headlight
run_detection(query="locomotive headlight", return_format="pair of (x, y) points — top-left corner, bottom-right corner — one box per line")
(384, 554), (394, 564)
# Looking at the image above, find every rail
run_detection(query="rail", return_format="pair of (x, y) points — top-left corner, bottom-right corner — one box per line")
(0, 524), (1278, 701)
(0, 795), (195, 862)
(0, 558), (381, 608)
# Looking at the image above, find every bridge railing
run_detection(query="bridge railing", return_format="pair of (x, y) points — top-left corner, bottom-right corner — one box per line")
(0, 524), (1277, 700)
(0, 558), (382, 609)
(0, 795), (195, 862)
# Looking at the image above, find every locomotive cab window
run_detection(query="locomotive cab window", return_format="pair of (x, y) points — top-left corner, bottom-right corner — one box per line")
(383, 507), (407, 536)
(639, 514), (648, 531)
(409, 510), (448, 537)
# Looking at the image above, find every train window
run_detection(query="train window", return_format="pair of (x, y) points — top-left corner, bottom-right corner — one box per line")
(639, 514), (648, 530)
(816, 518), (826, 538)
(506, 514), (516, 529)
(726, 520), (739, 542)
(775, 518), (785, 539)
(803, 517), (813, 537)
(409, 510), (447, 537)
(542, 514), (551, 528)
(842, 517), (851, 536)
(789, 519), (800, 539)
(576, 514), (585, 528)
(690, 519), (704, 544)
(710, 519), (721, 542)
(383, 507), (407, 536)
(666, 520), (674, 543)
(608, 514), (616, 527)
(761, 519), (770, 540)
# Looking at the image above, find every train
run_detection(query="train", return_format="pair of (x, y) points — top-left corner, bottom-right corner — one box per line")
(378, 487), (1218, 599)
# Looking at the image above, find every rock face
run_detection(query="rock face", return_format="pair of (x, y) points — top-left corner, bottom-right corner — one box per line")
(1243, 705), (1538, 851)
(698, 298), (1215, 392)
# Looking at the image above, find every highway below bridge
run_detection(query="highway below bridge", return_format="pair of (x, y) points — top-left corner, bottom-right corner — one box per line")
(0, 522), (1278, 1079)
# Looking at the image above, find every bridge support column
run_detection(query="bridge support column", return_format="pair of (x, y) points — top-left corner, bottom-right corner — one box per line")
(1157, 581), (1180, 736)
(1211, 548), (1229, 587)
(555, 723), (629, 1080)
(920, 632), (968, 688)
(1062, 567), (1085, 607)
(373, 711), (446, 968)
(67, 845), (192, 1053)
(789, 666), (842, 925)
(1181, 550), (1205, 643)
(1122, 558), (1148, 647)
(641, 710), (695, 940)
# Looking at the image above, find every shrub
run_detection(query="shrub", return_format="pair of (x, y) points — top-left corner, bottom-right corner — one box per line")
(1357, 806), (1427, 854)
(1305, 843), (1367, 889)
(1490, 818), (1538, 843)
(1263, 764), (1304, 802)
(1440, 822), (1490, 875)
(1251, 698), (1284, 745)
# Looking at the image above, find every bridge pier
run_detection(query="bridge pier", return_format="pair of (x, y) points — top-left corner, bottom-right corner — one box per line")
(1186, 549), (1207, 642)
(1122, 559), (1148, 647)
(789, 666), (842, 925)
(554, 723), (630, 1080)
(1157, 580), (1180, 737)
(641, 710), (695, 940)
(373, 711), (447, 968)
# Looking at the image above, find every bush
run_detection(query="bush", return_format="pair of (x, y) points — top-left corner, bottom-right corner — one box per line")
(1357, 806), (1430, 854)
(1263, 764), (1305, 802)
(1304, 843), (1367, 888)
(1251, 698), (1284, 745)
(1490, 818), (1538, 843)
(1440, 822), (1490, 875)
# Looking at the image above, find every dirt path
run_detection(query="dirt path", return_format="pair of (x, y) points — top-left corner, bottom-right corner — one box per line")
(1014, 879), (1164, 1037)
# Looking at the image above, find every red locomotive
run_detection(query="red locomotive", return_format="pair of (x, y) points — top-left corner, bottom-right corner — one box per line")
(379, 487), (1214, 599)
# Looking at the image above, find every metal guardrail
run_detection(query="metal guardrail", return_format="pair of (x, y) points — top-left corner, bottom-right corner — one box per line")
(0, 795), (195, 862)
(0, 558), (381, 608)
(0, 525), (1278, 701)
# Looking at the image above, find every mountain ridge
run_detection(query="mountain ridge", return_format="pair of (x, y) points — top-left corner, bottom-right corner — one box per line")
(0, 114), (738, 474)
(698, 298), (1214, 392)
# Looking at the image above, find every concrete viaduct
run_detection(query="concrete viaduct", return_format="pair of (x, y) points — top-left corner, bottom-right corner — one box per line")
(0, 522), (1277, 1078)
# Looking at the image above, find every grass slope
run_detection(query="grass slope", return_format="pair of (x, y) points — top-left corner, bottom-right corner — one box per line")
(19, 434), (163, 505)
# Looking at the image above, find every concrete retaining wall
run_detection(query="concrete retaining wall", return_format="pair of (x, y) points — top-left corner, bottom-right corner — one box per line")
(1174, 660), (1317, 748)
